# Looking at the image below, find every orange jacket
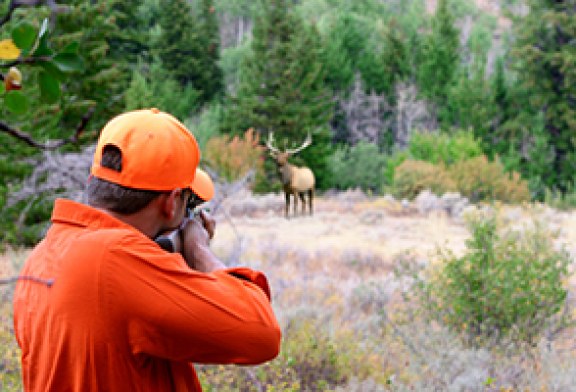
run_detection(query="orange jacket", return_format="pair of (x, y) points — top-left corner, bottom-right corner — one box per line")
(13, 199), (281, 391)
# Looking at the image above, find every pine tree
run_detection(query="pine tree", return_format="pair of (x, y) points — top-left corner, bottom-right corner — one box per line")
(156, 0), (203, 88)
(511, 0), (576, 192)
(156, 0), (223, 104)
(417, 0), (460, 112)
(223, 0), (333, 188)
(197, 0), (223, 101)
(53, 1), (129, 132)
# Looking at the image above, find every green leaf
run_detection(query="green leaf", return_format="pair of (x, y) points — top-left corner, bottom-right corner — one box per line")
(61, 41), (79, 54)
(32, 19), (52, 57)
(0, 82), (5, 95)
(4, 91), (30, 114)
(38, 18), (48, 39)
(11, 22), (37, 53)
(38, 71), (61, 103)
(52, 52), (84, 73)
(38, 60), (65, 81)
(32, 33), (53, 57)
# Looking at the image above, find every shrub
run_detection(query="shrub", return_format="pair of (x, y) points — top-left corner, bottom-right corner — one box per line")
(203, 128), (265, 182)
(184, 103), (223, 152)
(328, 142), (387, 193)
(448, 155), (530, 203)
(198, 319), (356, 391)
(408, 130), (483, 166)
(124, 60), (200, 120)
(421, 214), (571, 345)
(392, 159), (456, 199)
(544, 184), (576, 211)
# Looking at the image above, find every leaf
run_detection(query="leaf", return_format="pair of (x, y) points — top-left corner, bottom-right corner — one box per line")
(53, 52), (84, 73)
(38, 60), (65, 81)
(4, 91), (30, 114)
(38, 18), (48, 39)
(0, 39), (21, 60)
(32, 19), (52, 57)
(61, 42), (79, 54)
(0, 82), (5, 95)
(11, 22), (37, 53)
(38, 71), (61, 103)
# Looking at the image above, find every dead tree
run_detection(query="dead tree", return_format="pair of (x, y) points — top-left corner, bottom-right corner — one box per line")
(265, 133), (315, 218)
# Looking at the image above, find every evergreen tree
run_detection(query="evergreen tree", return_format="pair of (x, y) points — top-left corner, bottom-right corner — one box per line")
(53, 1), (129, 132)
(511, 0), (576, 192)
(417, 0), (460, 116)
(198, 0), (223, 101)
(156, 0), (223, 104)
(223, 0), (333, 188)
(124, 58), (200, 119)
(108, 0), (151, 64)
(379, 19), (410, 96)
(156, 0), (203, 88)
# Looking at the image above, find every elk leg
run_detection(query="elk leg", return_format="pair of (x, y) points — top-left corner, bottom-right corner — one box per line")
(292, 191), (298, 216)
(285, 192), (290, 218)
(308, 188), (314, 215)
(299, 192), (306, 215)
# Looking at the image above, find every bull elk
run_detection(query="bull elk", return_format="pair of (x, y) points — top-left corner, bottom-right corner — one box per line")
(266, 132), (315, 218)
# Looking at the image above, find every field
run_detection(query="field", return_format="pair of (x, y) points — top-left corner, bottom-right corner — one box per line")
(2, 191), (576, 390)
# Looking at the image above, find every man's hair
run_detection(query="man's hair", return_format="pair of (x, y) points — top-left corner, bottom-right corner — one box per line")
(85, 145), (162, 214)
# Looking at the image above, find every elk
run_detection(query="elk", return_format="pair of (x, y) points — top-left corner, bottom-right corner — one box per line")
(266, 132), (315, 218)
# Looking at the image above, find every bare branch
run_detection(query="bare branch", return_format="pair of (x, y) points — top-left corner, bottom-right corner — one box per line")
(0, 106), (95, 149)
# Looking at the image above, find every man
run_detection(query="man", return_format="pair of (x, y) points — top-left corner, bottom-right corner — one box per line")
(13, 109), (281, 391)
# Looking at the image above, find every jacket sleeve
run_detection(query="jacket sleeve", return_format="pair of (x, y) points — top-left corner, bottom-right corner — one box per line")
(102, 235), (281, 364)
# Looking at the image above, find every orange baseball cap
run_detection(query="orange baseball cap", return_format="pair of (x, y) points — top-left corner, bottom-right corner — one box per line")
(91, 108), (201, 191)
(191, 168), (215, 201)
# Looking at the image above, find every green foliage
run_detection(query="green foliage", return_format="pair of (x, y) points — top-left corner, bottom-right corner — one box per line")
(510, 0), (576, 193)
(446, 63), (495, 136)
(184, 102), (223, 152)
(198, 319), (365, 391)
(417, 0), (460, 112)
(0, 292), (21, 391)
(327, 141), (387, 193)
(544, 185), (576, 211)
(408, 130), (483, 165)
(155, 0), (223, 103)
(421, 214), (571, 344)
(53, 1), (129, 132)
(124, 59), (200, 120)
(219, 40), (251, 91)
(223, 0), (333, 188)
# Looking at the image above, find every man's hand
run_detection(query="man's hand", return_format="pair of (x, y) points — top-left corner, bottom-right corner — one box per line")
(196, 209), (215, 240)
(180, 213), (226, 273)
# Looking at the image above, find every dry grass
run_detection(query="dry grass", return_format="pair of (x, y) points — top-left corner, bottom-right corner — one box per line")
(2, 192), (576, 390)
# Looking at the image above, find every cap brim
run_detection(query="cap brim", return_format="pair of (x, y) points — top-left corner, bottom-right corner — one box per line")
(190, 168), (215, 201)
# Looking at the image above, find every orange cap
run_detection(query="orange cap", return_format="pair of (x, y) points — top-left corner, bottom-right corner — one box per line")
(91, 109), (200, 191)
(191, 168), (215, 201)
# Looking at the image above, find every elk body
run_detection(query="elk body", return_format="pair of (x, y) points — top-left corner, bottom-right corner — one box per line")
(266, 133), (315, 218)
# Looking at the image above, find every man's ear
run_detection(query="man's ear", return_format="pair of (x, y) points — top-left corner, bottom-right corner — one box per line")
(159, 189), (181, 219)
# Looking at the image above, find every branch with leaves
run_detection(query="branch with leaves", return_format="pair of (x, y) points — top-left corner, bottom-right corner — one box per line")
(0, 105), (94, 149)
(1, 1), (87, 149)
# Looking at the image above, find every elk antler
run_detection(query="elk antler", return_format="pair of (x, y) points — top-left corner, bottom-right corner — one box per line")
(265, 132), (281, 154)
(285, 133), (312, 155)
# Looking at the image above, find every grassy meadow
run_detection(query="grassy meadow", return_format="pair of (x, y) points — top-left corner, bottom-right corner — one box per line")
(2, 191), (576, 391)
